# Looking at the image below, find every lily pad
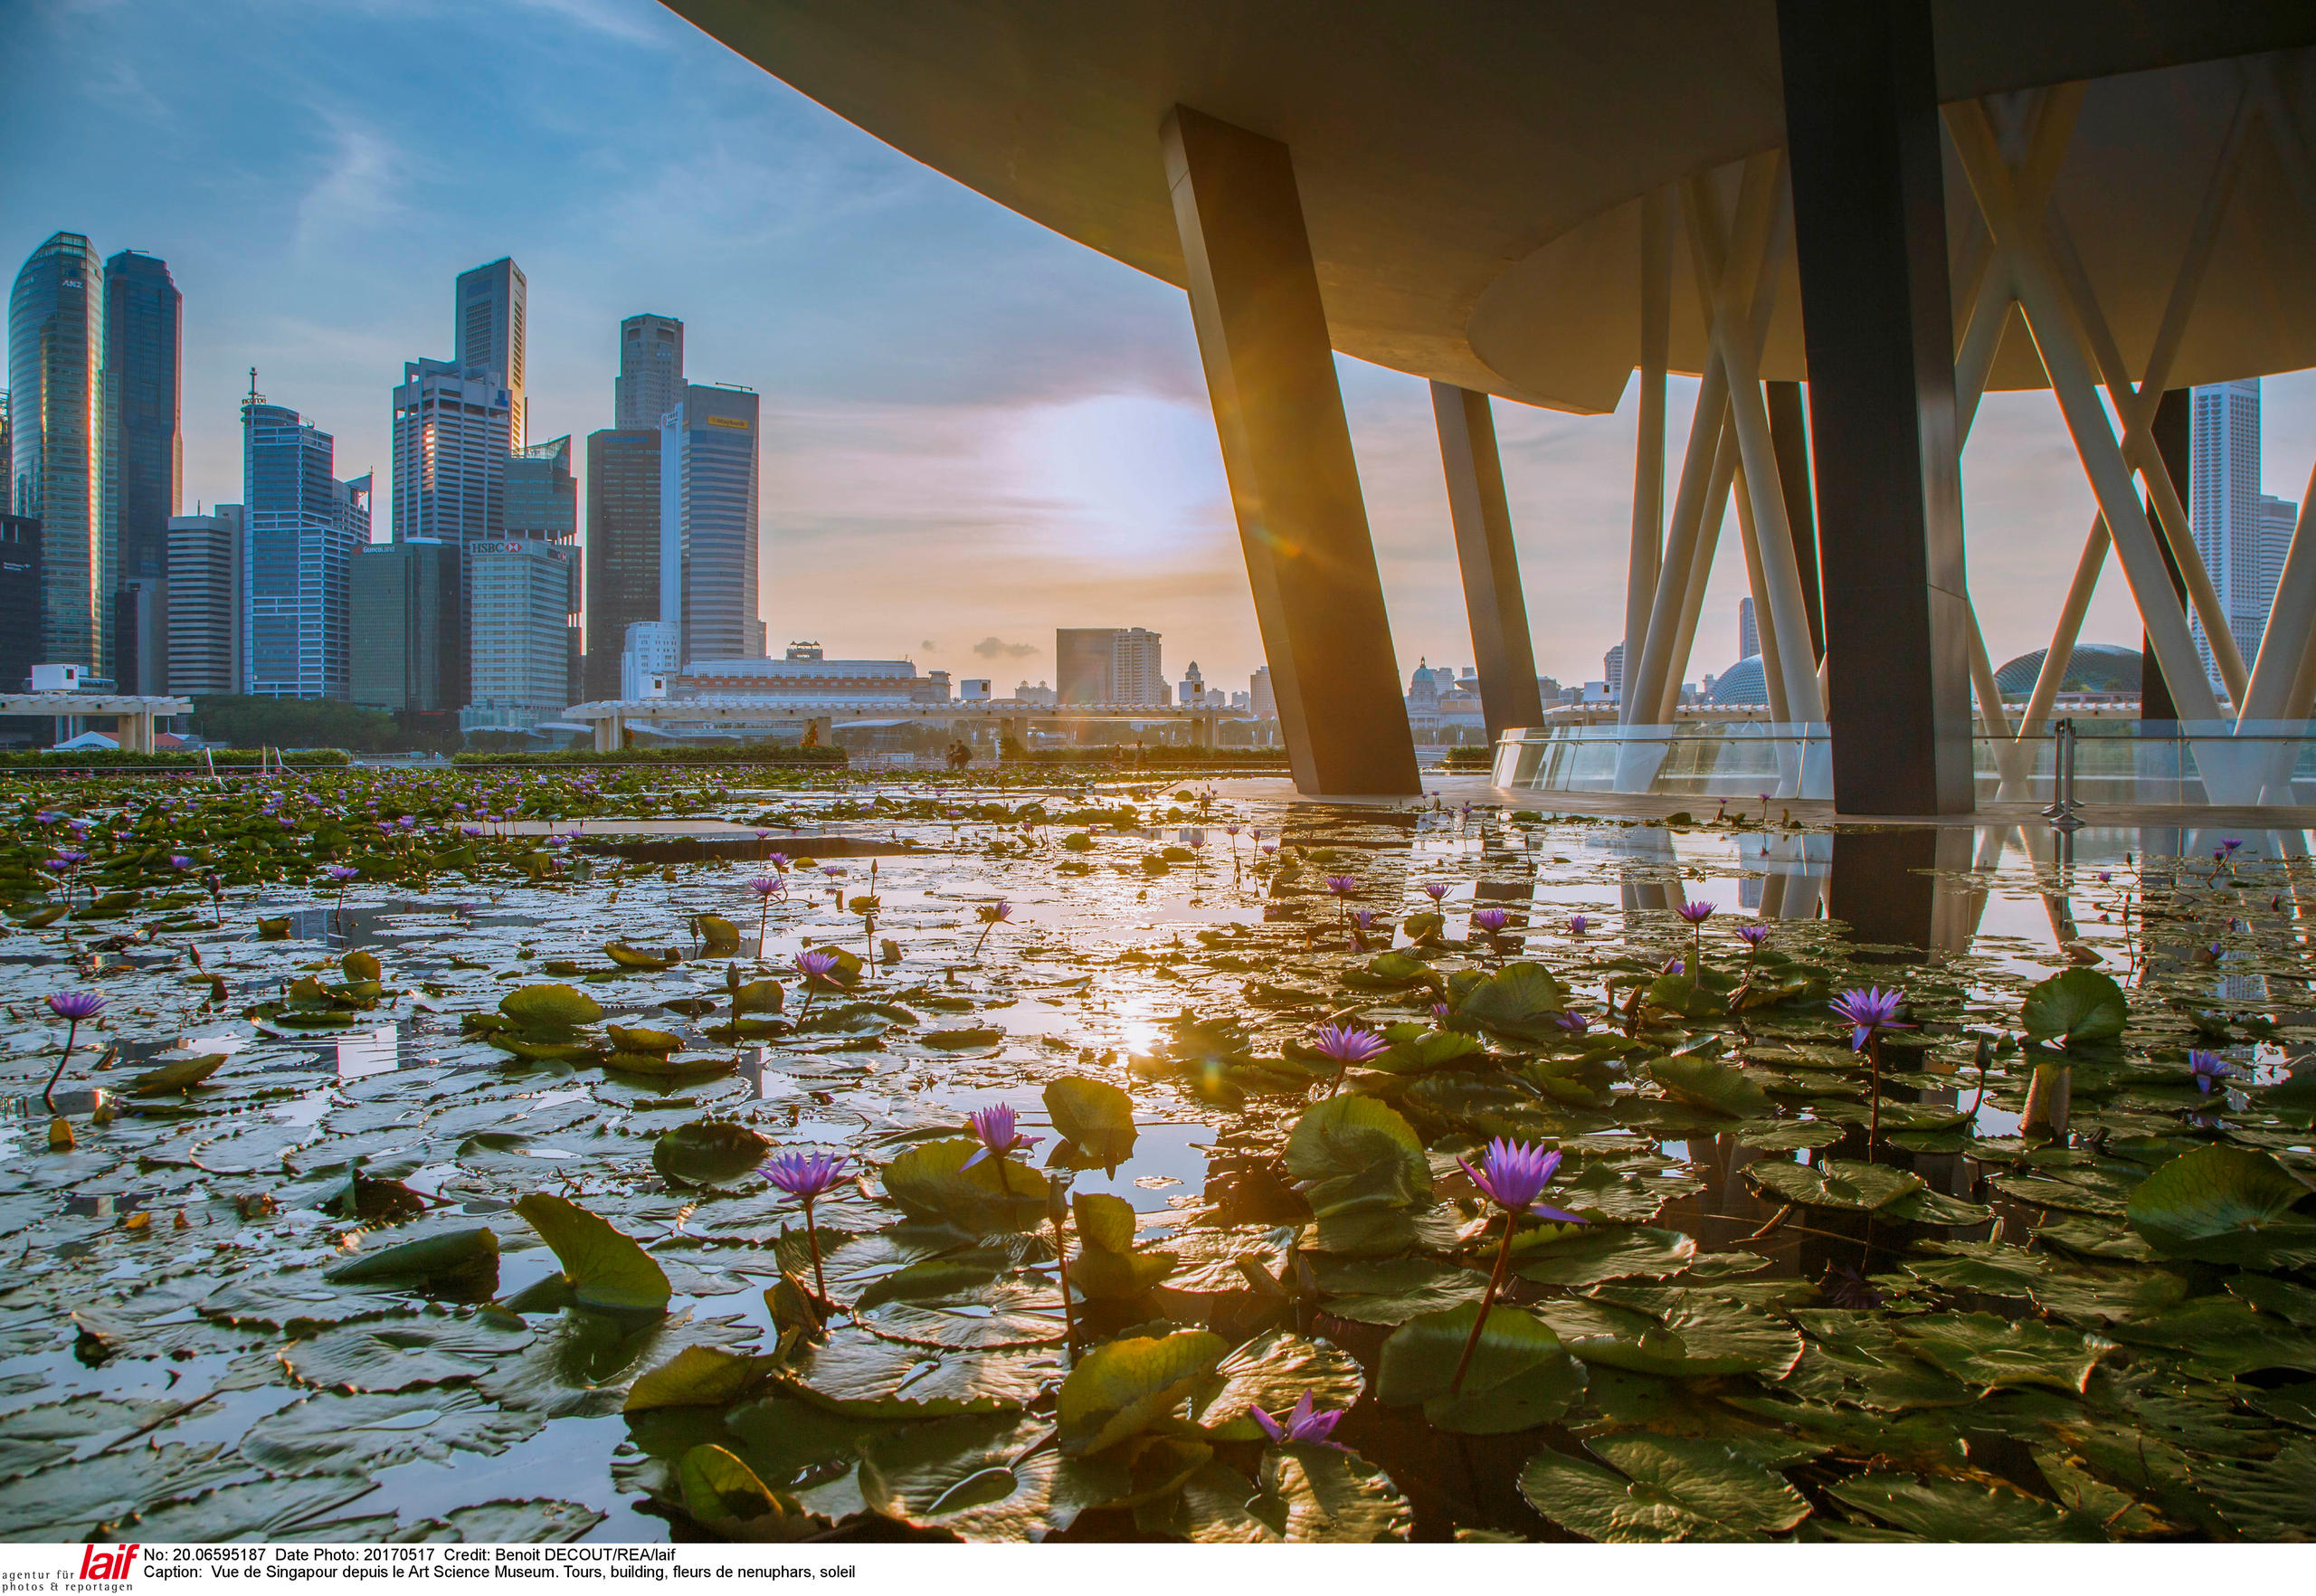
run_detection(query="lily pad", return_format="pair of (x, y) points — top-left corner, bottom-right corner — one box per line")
(1282, 1096), (1430, 1217)
(1453, 962), (1571, 1042)
(1519, 1434), (1808, 1542)
(327, 1228), (500, 1296)
(1308, 1255), (1485, 1324)
(1044, 1075), (1137, 1170)
(1058, 1330), (1229, 1456)
(1533, 1287), (1802, 1379)
(1377, 1304), (1588, 1434)
(2125, 1145), (2316, 1265)
(498, 983), (603, 1030)
(1188, 1329), (1366, 1439)
(779, 1326), (1059, 1419)
(127, 1053), (227, 1096)
(1514, 1225), (1698, 1287)
(2020, 968), (2128, 1046)
(1647, 1056), (1773, 1118)
(652, 1119), (772, 1188)
(1891, 1313), (2118, 1393)
(1745, 1157), (1925, 1213)
(1826, 1471), (2101, 1543)
(512, 1193), (671, 1314)
(881, 1137), (1050, 1230)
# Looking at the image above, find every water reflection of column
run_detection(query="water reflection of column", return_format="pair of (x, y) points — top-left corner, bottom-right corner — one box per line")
(1472, 812), (1536, 955)
(1827, 829), (1975, 959)
(1744, 831), (1828, 921)
(1614, 826), (1680, 929)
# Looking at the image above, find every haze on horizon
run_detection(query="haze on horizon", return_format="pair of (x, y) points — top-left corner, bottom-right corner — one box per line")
(5, 0), (2313, 701)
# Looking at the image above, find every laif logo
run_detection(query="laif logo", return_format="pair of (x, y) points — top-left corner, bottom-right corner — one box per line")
(80, 1546), (138, 1582)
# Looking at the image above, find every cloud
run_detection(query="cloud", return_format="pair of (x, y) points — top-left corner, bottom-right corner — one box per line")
(973, 636), (1039, 660)
(291, 112), (407, 261)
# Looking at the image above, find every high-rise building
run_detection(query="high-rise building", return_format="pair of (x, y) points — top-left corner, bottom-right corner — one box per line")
(113, 578), (166, 696)
(9, 233), (105, 672)
(391, 357), (511, 546)
(1737, 596), (1758, 661)
(0, 515), (43, 692)
(2247, 492), (2299, 670)
(615, 314), (684, 432)
(454, 258), (526, 446)
(101, 252), (181, 598)
(2190, 379), (2265, 694)
(0, 392), (12, 515)
(1605, 641), (1626, 698)
(584, 428), (661, 699)
(505, 435), (581, 704)
(660, 384), (762, 665)
(462, 539), (574, 735)
(242, 392), (367, 699)
(166, 507), (242, 696)
(1054, 627), (1165, 705)
(1250, 664), (1276, 717)
(349, 538), (460, 712)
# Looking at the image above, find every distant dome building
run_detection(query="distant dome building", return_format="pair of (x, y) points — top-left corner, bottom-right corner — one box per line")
(1707, 655), (1767, 707)
(1993, 643), (2141, 698)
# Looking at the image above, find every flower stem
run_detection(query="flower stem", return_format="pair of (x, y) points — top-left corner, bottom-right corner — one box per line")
(1865, 1033), (1884, 1162)
(42, 1018), (80, 1114)
(802, 1198), (827, 1303)
(1449, 1218), (1519, 1395)
(973, 922), (994, 957)
(1051, 1212), (1076, 1351)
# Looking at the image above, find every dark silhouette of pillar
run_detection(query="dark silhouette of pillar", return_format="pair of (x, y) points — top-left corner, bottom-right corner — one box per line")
(1431, 383), (1544, 743)
(2140, 389), (2191, 723)
(1777, 0), (1973, 813)
(1766, 380), (1825, 664)
(1163, 106), (1420, 795)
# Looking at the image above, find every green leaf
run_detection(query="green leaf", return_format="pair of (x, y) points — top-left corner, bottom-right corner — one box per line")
(1188, 1329), (1366, 1440)
(728, 978), (784, 1015)
(1890, 1312), (2118, 1393)
(2126, 1145), (2316, 1264)
(1308, 1256), (1485, 1325)
(607, 1024), (682, 1054)
(851, 1259), (1068, 1350)
(880, 1137), (1050, 1230)
(2104, 1296), (2316, 1378)
(923, 1026), (1006, 1050)
(677, 1445), (824, 1541)
(624, 1344), (782, 1412)
(605, 943), (679, 970)
(1057, 1330), (1229, 1456)
(327, 1227), (500, 1294)
(1647, 1055), (1773, 1117)
(511, 1193), (671, 1314)
(1254, 1444), (1414, 1542)
(127, 1053), (227, 1096)
(2019, 968), (2128, 1045)
(1826, 1471), (2100, 1543)
(1341, 951), (1436, 991)
(1533, 1287), (1803, 1378)
(651, 1119), (771, 1188)
(279, 1313), (534, 1393)
(1454, 961), (1571, 1041)
(1368, 1027), (1489, 1075)
(1519, 1434), (1808, 1542)
(1514, 1225), (1697, 1287)
(1376, 1304), (1588, 1433)
(855, 1411), (1090, 1542)
(1044, 1076), (1137, 1170)
(1745, 1157), (1925, 1213)
(1282, 1096), (1430, 1217)
(779, 1325), (1058, 1418)
(498, 983), (603, 1030)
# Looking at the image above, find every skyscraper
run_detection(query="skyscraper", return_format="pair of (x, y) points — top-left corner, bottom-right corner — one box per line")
(9, 233), (105, 672)
(462, 539), (574, 736)
(454, 258), (526, 447)
(349, 538), (460, 712)
(615, 314), (684, 432)
(0, 515), (43, 693)
(1737, 596), (1758, 662)
(506, 435), (581, 702)
(2190, 379), (2265, 694)
(101, 251), (180, 592)
(242, 391), (367, 699)
(660, 384), (762, 664)
(166, 507), (242, 696)
(391, 358), (511, 546)
(584, 427), (661, 699)
(1054, 627), (1165, 705)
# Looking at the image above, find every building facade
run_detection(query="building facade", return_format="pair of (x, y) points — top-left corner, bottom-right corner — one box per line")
(660, 384), (762, 665)
(506, 435), (581, 701)
(454, 258), (527, 447)
(615, 314), (684, 432)
(1055, 626), (1165, 705)
(9, 233), (105, 672)
(1737, 597), (1758, 664)
(461, 539), (574, 735)
(2191, 379), (2267, 693)
(349, 538), (460, 712)
(0, 516), (43, 692)
(166, 507), (242, 696)
(101, 251), (180, 613)
(391, 358), (511, 547)
(585, 427), (662, 700)
(676, 643), (951, 707)
(242, 397), (366, 699)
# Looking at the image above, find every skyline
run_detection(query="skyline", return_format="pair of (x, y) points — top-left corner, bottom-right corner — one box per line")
(6, 0), (2316, 701)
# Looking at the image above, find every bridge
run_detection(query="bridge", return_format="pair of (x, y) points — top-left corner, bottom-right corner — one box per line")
(556, 697), (1251, 753)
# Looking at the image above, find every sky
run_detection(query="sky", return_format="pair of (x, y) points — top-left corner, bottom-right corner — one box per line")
(5, 0), (2313, 698)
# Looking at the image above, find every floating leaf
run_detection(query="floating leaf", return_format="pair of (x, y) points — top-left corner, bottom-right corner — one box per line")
(2125, 1145), (2316, 1265)
(127, 1053), (227, 1096)
(1454, 962), (1571, 1041)
(1647, 1056), (1772, 1118)
(1745, 1158), (1925, 1213)
(2019, 968), (2128, 1046)
(624, 1345), (782, 1412)
(498, 983), (603, 1030)
(881, 1137), (1049, 1230)
(1189, 1329), (1366, 1440)
(780, 1326), (1058, 1419)
(605, 943), (679, 970)
(923, 1025), (1005, 1050)
(607, 1024), (682, 1054)
(1057, 1331), (1229, 1456)
(511, 1194), (671, 1314)
(327, 1228), (500, 1295)
(1283, 1096), (1429, 1217)
(1891, 1313), (2117, 1393)
(1377, 1304), (1587, 1434)
(1534, 1287), (1802, 1378)
(856, 1411), (1101, 1541)
(678, 1445), (825, 1541)
(1826, 1471), (2100, 1543)
(1254, 1444), (1414, 1542)
(1519, 1434), (1808, 1542)
(280, 1313), (534, 1393)
(1514, 1225), (1698, 1287)
(1043, 1075), (1137, 1169)
(652, 1119), (771, 1188)
(1309, 1256), (1485, 1324)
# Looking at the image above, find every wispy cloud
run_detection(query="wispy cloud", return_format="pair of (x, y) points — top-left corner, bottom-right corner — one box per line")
(290, 112), (406, 261)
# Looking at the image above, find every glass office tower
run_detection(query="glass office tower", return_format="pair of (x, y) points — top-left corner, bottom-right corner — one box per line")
(9, 233), (104, 671)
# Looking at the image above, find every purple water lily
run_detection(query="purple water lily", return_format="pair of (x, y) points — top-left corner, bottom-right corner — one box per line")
(1831, 985), (1912, 1158)
(793, 948), (840, 1023)
(1249, 1392), (1347, 1449)
(1568, 914), (1588, 936)
(961, 1103), (1042, 1193)
(1737, 924), (1770, 950)
(1312, 1021), (1388, 1095)
(166, 855), (193, 870)
(1451, 1136), (1584, 1393)
(1677, 900), (1715, 925)
(1555, 1010), (1589, 1035)
(747, 876), (785, 941)
(1424, 883), (1450, 903)
(764, 1151), (849, 1301)
(2188, 1049), (2232, 1096)
(42, 991), (106, 1114)
(973, 898), (1013, 957)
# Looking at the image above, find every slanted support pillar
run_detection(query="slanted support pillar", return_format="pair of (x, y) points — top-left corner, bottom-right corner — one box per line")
(1163, 105), (1420, 795)
(1765, 381), (1824, 665)
(2140, 389), (2192, 723)
(1776, 0), (1974, 813)
(1430, 383), (1543, 745)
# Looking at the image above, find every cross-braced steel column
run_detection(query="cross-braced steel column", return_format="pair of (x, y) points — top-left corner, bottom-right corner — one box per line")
(1431, 383), (1543, 745)
(1163, 106), (1420, 795)
(1777, 0), (1974, 814)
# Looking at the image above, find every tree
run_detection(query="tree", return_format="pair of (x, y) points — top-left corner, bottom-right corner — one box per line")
(190, 696), (403, 753)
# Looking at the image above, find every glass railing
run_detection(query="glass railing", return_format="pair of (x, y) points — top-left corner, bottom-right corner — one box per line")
(1493, 717), (2316, 807)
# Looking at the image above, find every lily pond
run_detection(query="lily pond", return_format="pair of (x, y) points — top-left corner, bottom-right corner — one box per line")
(1, 767), (2314, 1545)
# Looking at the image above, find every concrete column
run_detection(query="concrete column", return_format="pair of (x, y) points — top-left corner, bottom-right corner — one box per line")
(593, 716), (615, 754)
(1776, 0), (1974, 814)
(1163, 105), (1420, 796)
(2140, 389), (2191, 723)
(1765, 381), (1824, 664)
(1431, 383), (1544, 745)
